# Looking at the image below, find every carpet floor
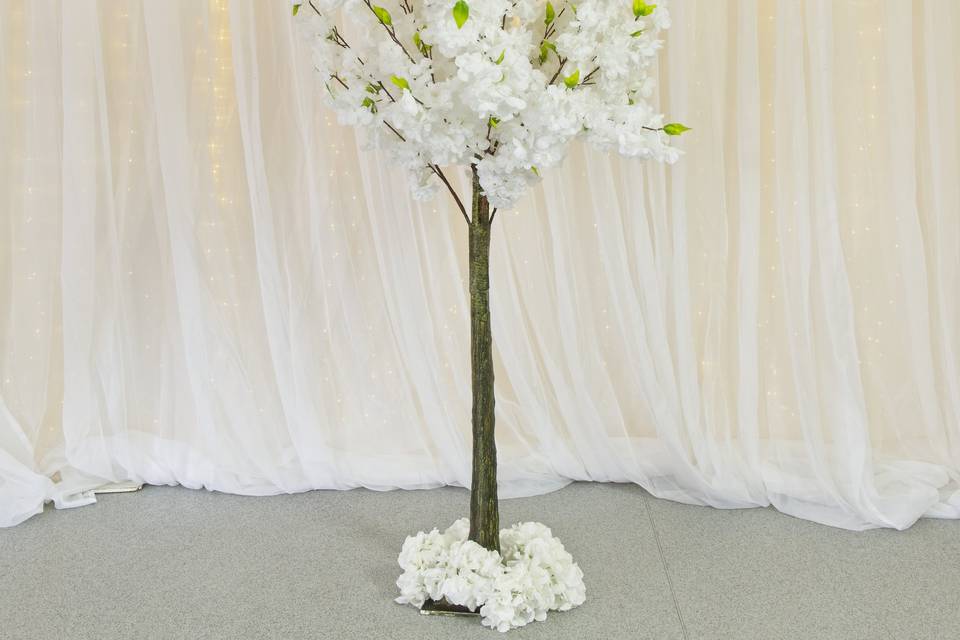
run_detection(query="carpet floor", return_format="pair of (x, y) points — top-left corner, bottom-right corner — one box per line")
(2, 482), (959, 640)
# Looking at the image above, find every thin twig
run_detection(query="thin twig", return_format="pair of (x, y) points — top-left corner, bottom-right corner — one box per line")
(548, 57), (568, 85)
(430, 165), (470, 225)
(377, 81), (396, 103)
(384, 121), (407, 142)
(581, 66), (600, 84)
(363, 0), (417, 65)
(544, 7), (565, 40)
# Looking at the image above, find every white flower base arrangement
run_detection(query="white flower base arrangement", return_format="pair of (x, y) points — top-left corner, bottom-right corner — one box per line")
(396, 518), (586, 632)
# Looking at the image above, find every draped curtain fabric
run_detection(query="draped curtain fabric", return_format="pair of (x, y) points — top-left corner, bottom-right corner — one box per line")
(1, 0), (958, 529)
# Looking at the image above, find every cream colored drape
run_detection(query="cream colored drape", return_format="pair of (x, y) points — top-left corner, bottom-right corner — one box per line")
(1, 0), (958, 529)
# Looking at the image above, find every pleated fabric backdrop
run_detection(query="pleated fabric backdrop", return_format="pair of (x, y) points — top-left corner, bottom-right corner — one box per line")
(1, 0), (958, 529)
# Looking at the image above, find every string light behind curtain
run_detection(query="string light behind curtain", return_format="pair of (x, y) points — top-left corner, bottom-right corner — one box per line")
(1, 0), (958, 529)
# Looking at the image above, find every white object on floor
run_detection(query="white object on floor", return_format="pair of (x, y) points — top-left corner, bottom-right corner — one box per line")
(396, 518), (586, 632)
(92, 482), (144, 494)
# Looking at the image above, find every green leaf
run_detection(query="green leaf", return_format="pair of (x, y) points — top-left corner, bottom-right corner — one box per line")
(495, 50), (505, 64)
(292, 3), (301, 16)
(453, 0), (470, 29)
(563, 69), (580, 88)
(539, 40), (556, 64)
(545, 2), (555, 25)
(372, 5), (392, 26)
(390, 75), (410, 91)
(630, 29), (644, 37)
(488, 116), (501, 128)
(413, 32), (431, 57)
(531, 166), (541, 177)
(633, 0), (656, 18)
(663, 123), (691, 136)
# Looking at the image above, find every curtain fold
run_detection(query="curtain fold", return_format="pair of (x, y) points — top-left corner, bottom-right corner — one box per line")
(1, 0), (958, 529)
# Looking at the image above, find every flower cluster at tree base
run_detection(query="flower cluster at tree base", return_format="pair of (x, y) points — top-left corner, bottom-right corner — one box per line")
(396, 518), (586, 632)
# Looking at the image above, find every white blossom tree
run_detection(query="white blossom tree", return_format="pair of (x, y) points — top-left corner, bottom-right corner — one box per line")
(293, 0), (687, 556)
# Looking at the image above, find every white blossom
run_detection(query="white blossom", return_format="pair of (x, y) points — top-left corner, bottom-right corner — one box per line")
(395, 518), (586, 632)
(294, 0), (681, 209)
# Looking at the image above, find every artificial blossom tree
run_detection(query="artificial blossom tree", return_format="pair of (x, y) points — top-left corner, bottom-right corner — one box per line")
(294, 0), (687, 630)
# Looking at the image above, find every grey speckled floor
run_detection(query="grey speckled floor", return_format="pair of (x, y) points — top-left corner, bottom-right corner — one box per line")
(2, 483), (959, 640)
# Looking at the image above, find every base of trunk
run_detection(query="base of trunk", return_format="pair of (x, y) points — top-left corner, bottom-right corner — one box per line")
(419, 598), (480, 617)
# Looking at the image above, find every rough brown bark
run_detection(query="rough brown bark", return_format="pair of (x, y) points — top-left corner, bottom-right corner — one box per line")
(467, 165), (499, 553)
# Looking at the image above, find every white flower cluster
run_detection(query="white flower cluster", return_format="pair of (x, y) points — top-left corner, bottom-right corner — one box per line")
(294, 0), (680, 209)
(395, 518), (586, 632)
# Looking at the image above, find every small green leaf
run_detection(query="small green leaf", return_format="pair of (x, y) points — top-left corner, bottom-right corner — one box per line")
(563, 69), (580, 88)
(495, 50), (505, 65)
(453, 0), (470, 29)
(390, 75), (410, 91)
(539, 41), (556, 64)
(633, 0), (656, 18)
(531, 166), (541, 177)
(361, 97), (378, 113)
(488, 116), (501, 128)
(412, 31), (432, 57)
(372, 5), (392, 26)
(545, 2), (555, 25)
(366, 83), (379, 94)
(292, 3), (301, 16)
(630, 29), (644, 37)
(663, 123), (691, 136)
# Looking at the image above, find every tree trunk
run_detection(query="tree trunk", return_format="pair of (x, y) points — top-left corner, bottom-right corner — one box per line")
(467, 165), (499, 553)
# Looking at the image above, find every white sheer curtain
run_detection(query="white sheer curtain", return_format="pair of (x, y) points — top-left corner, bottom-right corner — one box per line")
(1, 0), (958, 529)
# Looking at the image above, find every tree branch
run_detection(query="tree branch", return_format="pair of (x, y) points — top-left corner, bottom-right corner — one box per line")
(544, 7), (565, 40)
(548, 57), (568, 85)
(308, 0), (467, 227)
(377, 81), (396, 103)
(580, 66), (600, 85)
(363, 0), (418, 65)
(383, 120), (407, 142)
(430, 165), (471, 225)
